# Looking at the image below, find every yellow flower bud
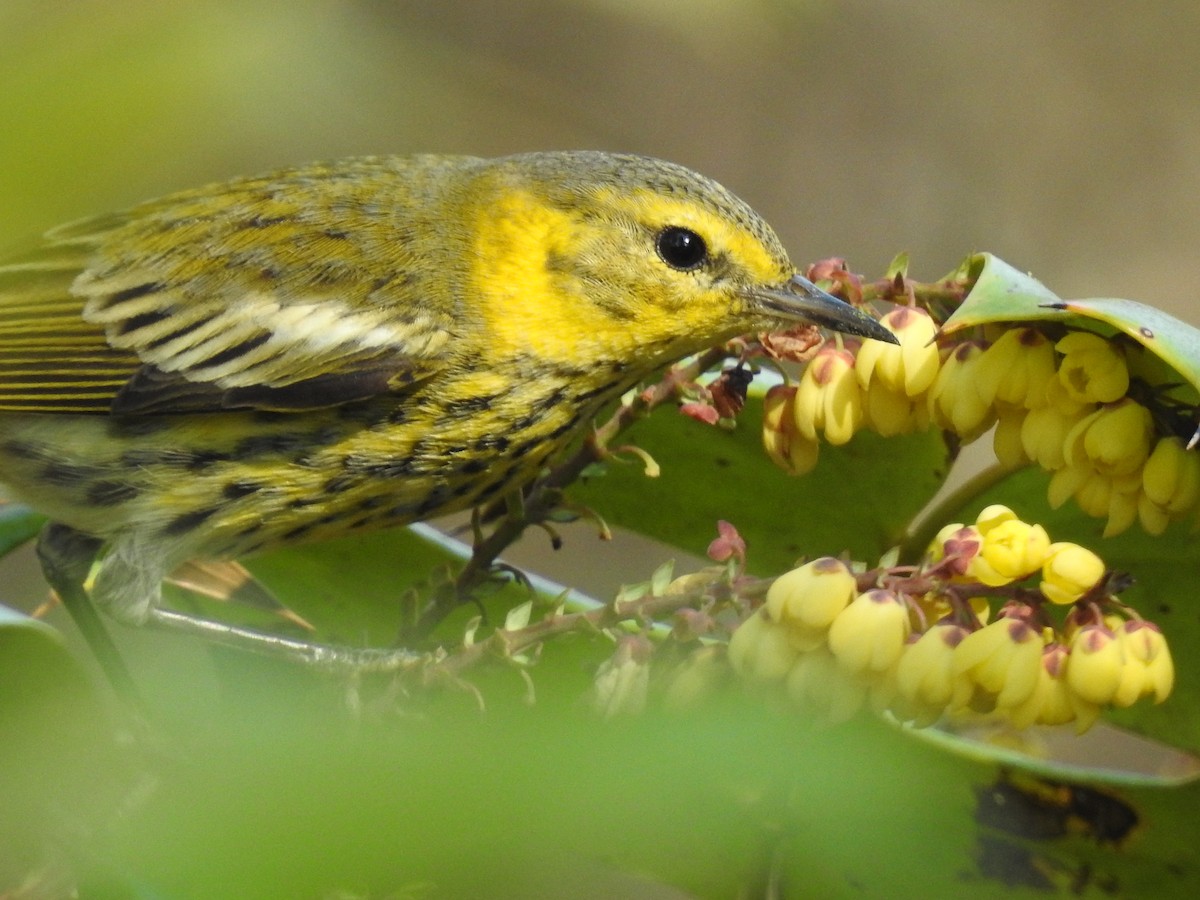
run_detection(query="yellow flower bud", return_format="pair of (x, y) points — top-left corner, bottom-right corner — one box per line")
(765, 557), (857, 638)
(854, 306), (940, 397)
(927, 341), (996, 440)
(993, 405), (1030, 469)
(728, 609), (799, 682)
(952, 617), (1044, 709)
(1112, 620), (1174, 706)
(967, 518), (1051, 587)
(974, 504), (1017, 534)
(785, 645), (869, 723)
(793, 347), (865, 446)
(1065, 624), (1125, 705)
(895, 622), (969, 709)
(1064, 398), (1154, 478)
(1143, 436), (1200, 513)
(1006, 644), (1100, 731)
(975, 328), (1057, 410)
(827, 589), (911, 674)
(1055, 331), (1129, 404)
(762, 384), (820, 476)
(1020, 403), (1095, 471)
(1040, 542), (1106, 605)
(863, 381), (922, 436)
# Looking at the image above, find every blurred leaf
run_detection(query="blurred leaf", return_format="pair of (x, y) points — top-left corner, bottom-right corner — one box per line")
(0, 502), (42, 559)
(573, 395), (950, 574)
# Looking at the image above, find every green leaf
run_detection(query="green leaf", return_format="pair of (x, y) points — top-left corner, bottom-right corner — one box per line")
(0, 502), (43, 559)
(941, 253), (1200, 398)
(573, 396), (950, 574)
(940, 252), (1068, 332)
(1049, 297), (1200, 397)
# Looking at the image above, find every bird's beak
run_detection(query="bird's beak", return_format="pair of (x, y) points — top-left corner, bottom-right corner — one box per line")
(747, 273), (898, 344)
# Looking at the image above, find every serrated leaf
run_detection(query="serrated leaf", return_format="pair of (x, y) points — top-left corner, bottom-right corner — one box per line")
(1049, 297), (1200, 397)
(939, 252), (1069, 333)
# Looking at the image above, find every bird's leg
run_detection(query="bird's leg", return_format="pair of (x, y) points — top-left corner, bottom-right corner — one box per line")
(35, 523), (143, 709)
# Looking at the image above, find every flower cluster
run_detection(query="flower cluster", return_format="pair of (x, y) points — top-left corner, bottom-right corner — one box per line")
(762, 307), (1200, 536)
(762, 307), (941, 474)
(727, 506), (1173, 731)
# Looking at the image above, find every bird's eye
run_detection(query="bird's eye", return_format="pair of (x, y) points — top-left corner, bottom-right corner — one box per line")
(655, 226), (708, 271)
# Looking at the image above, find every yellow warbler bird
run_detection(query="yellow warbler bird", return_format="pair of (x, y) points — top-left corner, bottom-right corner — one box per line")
(0, 152), (891, 670)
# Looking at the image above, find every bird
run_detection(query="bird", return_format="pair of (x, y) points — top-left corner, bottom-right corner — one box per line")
(0, 151), (894, 678)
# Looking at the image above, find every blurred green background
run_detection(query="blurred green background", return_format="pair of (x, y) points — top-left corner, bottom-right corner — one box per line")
(4, 0), (1198, 307)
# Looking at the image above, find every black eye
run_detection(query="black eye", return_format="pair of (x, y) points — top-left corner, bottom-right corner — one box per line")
(655, 226), (708, 271)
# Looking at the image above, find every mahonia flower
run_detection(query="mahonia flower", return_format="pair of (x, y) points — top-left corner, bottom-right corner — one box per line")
(1112, 620), (1174, 706)
(1065, 624), (1126, 706)
(827, 589), (911, 674)
(863, 381), (928, 437)
(952, 616), (1045, 710)
(792, 346), (865, 445)
(1056, 331), (1129, 404)
(855, 306), (941, 397)
(1039, 542), (1105, 605)
(1007, 644), (1100, 731)
(975, 327), (1058, 409)
(895, 622), (969, 712)
(992, 405), (1031, 469)
(966, 508), (1051, 587)
(1063, 398), (1154, 478)
(761, 384), (821, 476)
(785, 645), (870, 723)
(1020, 403), (1095, 471)
(927, 340), (997, 441)
(764, 557), (857, 649)
(727, 609), (799, 682)
(1139, 436), (1200, 534)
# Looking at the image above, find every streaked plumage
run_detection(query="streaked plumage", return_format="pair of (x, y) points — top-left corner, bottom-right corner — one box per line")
(0, 151), (891, 631)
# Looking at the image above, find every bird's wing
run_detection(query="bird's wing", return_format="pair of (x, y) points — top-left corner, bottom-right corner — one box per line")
(0, 165), (459, 415)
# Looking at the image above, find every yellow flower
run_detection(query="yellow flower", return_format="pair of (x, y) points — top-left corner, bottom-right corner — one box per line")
(967, 518), (1051, 587)
(1020, 403), (1095, 471)
(1007, 644), (1100, 731)
(927, 341), (996, 440)
(1142, 436), (1200, 514)
(1112, 620), (1174, 706)
(785, 645), (870, 723)
(1063, 398), (1154, 478)
(765, 557), (857, 648)
(863, 381), (924, 437)
(1039, 542), (1106, 605)
(793, 346), (865, 446)
(1065, 624), (1125, 705)
(728, 609), (799, 682)
(855, 306), (941, 397)
(827, 589), (911, 674)
(895, 622), (969, 710)
(952, 617), (1045, 710)
(762, 384), (820, 476)
(975, 328), (1058, 410)
(992, 405), (1030, 469)
(1055, 331), (1129, 404)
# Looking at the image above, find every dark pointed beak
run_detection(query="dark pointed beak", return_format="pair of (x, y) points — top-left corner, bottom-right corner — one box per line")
(747, 274), (898, 344)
